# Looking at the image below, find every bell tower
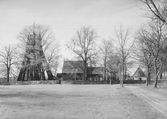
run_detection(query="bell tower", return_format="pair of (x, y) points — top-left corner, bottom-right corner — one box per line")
(17, 31), (53, 81)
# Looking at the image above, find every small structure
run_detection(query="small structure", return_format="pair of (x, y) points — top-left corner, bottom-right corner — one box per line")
(133, 67), (146, 80)
(62, 61), (103, 80)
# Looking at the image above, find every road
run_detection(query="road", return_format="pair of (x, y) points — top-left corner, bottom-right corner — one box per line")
(126, 85), (167, 117)
(0, 84), (166, 119)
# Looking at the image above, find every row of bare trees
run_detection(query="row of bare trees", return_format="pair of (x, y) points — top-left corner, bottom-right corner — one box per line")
(133, 0), (167, 88)
(134, 20), (167, 87)
(66, 0), (167, 88)
(134, 19), (167, 88)
(66, 25), (134, 86)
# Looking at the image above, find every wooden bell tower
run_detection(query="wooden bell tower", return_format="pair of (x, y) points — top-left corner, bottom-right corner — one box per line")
(17, 31), (53, 81)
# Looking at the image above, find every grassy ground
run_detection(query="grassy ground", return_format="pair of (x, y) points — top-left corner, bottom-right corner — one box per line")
(0, 84), (166, 119)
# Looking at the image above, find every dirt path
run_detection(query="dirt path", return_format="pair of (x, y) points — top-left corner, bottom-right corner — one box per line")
(0, 85), (166, 119)
(126, 85), (167, 117)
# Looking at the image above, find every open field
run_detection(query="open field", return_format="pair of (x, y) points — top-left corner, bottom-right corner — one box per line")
(0, 84), (167, 119)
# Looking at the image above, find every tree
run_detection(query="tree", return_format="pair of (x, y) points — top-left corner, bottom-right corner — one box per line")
(45, 43), (61, 76)
(112, 25), (133, 87)
(66, 26), (98, 81)
(138, 0), (167, 23)
(134, 27), (153, 86)
(0, 45), (17, 82)
(99, 39), (113, 81)
(106, 53), (120, 84)
(135, 20), (167, 88)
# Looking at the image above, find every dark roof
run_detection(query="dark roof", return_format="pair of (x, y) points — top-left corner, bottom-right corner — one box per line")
(133, 67), (146, 77)
(62, 61), (103, 75)
(87, 67), (103, 75)
(62, 61), (83, 74)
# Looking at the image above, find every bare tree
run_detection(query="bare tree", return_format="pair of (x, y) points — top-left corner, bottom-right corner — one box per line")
(66, 26), (98, 81)
(133, 27), (153, 86)
(113, 25), (134, 87)
(45, 43), (61, 76)
(0, 45), (17, 82)
(138, 0), (167, 23)
(135, 20), (167, 87)
(106, 53), (120, 84)
(99, 39), (113, 80)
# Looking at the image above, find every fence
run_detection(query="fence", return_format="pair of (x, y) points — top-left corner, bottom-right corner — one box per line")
(61, 80), (110, 84)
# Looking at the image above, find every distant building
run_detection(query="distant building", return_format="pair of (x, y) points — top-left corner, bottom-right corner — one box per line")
(87, 67), (103, 81)
(62, 61), (103, 80)
(133, 67), (146, 80)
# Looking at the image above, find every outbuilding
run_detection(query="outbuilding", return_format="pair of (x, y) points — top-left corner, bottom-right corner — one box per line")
(133, 67), (146, 80)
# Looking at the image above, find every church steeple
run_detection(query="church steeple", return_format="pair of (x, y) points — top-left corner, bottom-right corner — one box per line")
(33, 15), (36, 35)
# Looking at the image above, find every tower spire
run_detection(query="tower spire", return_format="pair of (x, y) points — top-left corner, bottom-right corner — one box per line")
(33, 15), (36, 34)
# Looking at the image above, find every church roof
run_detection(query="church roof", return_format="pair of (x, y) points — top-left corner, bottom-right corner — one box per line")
(133, 67), (146, 77)
(62, 61), (103, 75)
(62, 61), (83, 74)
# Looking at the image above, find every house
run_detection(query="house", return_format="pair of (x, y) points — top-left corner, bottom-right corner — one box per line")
(62, 61), (103, 80)
(87, 67), (103, 81)
(133, 67), (146, 80)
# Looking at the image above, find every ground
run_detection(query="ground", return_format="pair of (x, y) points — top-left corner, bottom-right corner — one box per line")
(0, 84), (167, 119)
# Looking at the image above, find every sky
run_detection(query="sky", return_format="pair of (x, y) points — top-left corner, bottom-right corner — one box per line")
(0, 0), (148, 74)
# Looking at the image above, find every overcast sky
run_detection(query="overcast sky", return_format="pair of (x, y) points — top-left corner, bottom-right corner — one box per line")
(0, 0), (148, 73)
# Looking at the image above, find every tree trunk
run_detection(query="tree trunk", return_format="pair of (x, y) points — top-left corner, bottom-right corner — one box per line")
(121, 79), (124, 87)
(110, 72), (112, 85)
(7, 68), (10, 82)
(109, 78), (112, 85)
(146, 72), (150, 86)
(119, 64), (124, 87)
(122, 65), (124, 87)
(83, 61), (87, 81)
(153, 59), (158, 88)
(120, 73), (124, 87)
(124, 66), (127, 80)
(160, 73), (162, 79)
(154, 74), (158, 88)
(154, 67), (158, 88)
(103, 57), (107, 80)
